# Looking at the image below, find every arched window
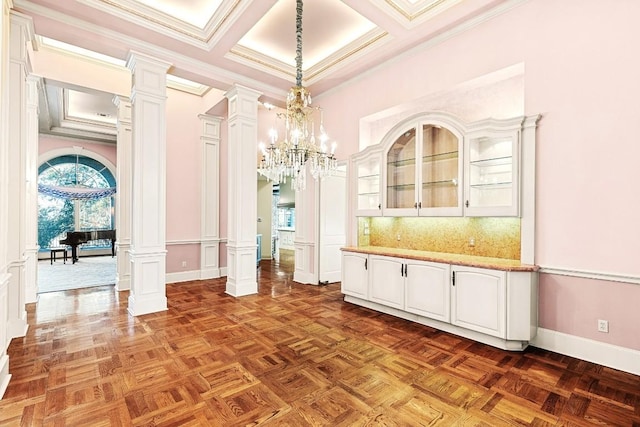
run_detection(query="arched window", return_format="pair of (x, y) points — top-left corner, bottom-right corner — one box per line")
(38, 155), (115, 250)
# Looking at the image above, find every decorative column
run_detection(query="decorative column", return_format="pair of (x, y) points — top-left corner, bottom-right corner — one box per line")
(199, 114), (222, 279)
(0, 0), (13, 399)
(224, 85), (260, 297)
(126, 51), (170, 316)
(113, 96), (132, 291)
(6, 11), (34, 339)
(23, 75), (39, 303)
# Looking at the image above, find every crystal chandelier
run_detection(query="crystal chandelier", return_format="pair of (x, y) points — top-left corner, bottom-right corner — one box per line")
(258, 0), (338, 191)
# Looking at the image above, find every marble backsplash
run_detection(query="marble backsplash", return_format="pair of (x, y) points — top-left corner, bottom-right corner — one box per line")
(358, 216), (521, 260)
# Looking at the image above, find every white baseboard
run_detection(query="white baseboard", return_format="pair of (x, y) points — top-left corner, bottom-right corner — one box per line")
(531, 328), (640, 376)
(166, 270), (201, 284)
(220, 267), (227, 277)
(199, 268), (221, 280)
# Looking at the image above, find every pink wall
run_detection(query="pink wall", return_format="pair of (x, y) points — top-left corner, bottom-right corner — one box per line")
(166, 244), (200, 273)
(165, 87), (204, 273)
(317, 0), (640, 349)
(540, 274), (640, 351)
(39, 135), (116, 166)
(165, 88), (201, 241)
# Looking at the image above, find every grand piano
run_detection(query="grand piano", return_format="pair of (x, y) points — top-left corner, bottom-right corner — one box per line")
(59, 229), (116, 264)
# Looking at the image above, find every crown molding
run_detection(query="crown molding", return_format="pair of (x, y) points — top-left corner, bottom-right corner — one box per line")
(14, 0), (284, 98)
(227, 28), (390, 87)
(73, 0), (247, 51)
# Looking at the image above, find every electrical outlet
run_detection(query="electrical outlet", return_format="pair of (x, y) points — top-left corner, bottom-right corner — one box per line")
(181, 261), (187, 268)
(469, 237), (475, 247)
(396, 234), (401, 241)
(597, 319), (609, 333)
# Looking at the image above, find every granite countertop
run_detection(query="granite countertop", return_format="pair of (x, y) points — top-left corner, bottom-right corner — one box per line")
(341, 246), (538, 272)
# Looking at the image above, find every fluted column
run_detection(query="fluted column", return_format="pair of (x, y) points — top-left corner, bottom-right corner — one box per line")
(6, 11), (34, 339)
(199, 114), (222, 279)
(113, 96), (132, 291)
(23, 75), (39, 303)
(224, 85), (260, 297)
(126, 51), (170, 316)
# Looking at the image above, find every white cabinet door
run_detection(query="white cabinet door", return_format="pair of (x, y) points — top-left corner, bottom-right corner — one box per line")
(405, 260), (451, 322)
(341, 251), (369, 299)
(369, 255), (405, 310)
(451, 266), (506, 338)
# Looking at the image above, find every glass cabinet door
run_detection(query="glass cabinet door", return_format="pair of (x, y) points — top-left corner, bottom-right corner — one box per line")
(421, 125), (460, 211)
(386, 128), (417, 211)
(355, 150), (382, 215)
(465, 133), (518, 216)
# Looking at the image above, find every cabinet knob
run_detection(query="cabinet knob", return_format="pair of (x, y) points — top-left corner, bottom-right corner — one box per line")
(378, 203), (381, 210)
(414, 202), (418, 209)
(465, 200), (469, 208)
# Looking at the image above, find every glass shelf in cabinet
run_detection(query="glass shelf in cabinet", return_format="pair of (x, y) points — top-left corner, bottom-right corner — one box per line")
(469, 155), (512, 167)
(422, 179), (458, 187)
(358, 191), (381, 197)
(422, 150), (458, 162)
(469, 181), (512, 189)
(387, 157), (416, 167)
(387, 183), (416, 190)
(357, 173), (380, 181)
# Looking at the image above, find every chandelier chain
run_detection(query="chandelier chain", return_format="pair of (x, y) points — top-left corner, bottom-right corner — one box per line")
(295, 0), (303, 87)
(258, 0), (338, 191)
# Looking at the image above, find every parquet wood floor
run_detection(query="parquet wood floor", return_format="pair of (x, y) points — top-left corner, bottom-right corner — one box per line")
(1, 261), (639, 426)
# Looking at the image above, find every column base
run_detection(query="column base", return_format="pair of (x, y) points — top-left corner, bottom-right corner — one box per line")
(24, 247), (38, 303)
(115, 242), (131, 291)
(8, 317), (28, 340)
(127, 249), (167, 316)
(0, 355), (11, 399)
(225, 244), (257, 297)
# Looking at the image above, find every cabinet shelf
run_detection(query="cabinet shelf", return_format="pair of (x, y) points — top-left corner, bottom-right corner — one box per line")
(387, 183), (416, 190)
(358, 191), (380, 197)
(422, 179), (458, 187)
(469, 181), (512, 189)
(387, 157), (416, 167)
(469, 156), (512, 167)
(423, 150), (458, 162)
(358, 173), (380, 180)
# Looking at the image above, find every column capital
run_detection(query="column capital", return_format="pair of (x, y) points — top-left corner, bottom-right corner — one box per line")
(224, 85), (261, 122)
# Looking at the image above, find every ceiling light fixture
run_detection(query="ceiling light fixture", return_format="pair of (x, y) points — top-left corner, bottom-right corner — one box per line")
(258, 0), (337, 191)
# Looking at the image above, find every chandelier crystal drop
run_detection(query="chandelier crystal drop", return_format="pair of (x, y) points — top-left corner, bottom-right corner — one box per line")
(258, 0), (338, 191)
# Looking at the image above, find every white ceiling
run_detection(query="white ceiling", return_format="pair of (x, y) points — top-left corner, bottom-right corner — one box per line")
(13, 0), (519, 143)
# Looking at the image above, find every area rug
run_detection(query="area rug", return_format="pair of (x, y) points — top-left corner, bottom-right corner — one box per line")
(38, 255), (116, 293)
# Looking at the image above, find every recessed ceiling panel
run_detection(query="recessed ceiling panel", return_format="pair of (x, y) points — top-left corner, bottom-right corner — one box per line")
(66, 89), (117, 125)
(238, 0), (377, 69)
(133, 0), (222, 28)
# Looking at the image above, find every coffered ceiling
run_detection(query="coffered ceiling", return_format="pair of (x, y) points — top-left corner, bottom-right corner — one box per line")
(12, 0), (519, 142)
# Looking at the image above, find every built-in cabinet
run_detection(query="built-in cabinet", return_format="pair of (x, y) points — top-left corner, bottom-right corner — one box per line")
(385, 122), (464, 216)
(352, 113), (536, 218)
(341, 250), (537, 350)
(451, 266), (506, 338)
(341, 251), (369, 299)
(352, 147), (382, 216)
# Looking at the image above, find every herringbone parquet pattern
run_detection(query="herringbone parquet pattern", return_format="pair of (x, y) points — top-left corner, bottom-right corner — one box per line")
(1, 261), (639, 426)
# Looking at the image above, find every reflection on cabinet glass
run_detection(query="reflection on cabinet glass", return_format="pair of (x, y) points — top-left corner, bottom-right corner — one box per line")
(357, 155), (381, 211)
(467, 136), (513, 209)
(386, 128), (416, 209)
(421, 125), (459, 209)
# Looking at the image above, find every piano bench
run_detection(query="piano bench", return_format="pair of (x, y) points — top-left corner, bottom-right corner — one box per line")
(50, 248), (68, 265)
